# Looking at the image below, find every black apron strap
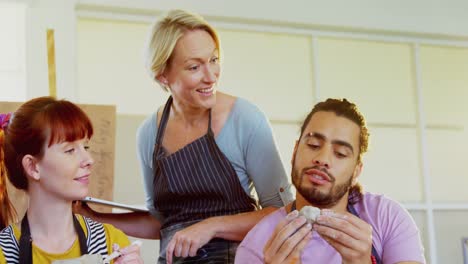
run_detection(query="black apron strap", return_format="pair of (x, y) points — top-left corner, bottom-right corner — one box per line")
(155, 96), (173, 146)
(207, 107), (213, 136)
(19, 213), (88, 263)
(73, 214), (88, 254)
(155, 96), (213, 145)
(18, 213), (32, 264)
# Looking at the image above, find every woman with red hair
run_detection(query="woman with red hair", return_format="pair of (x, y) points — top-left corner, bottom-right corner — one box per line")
(0, 97), (142, 263)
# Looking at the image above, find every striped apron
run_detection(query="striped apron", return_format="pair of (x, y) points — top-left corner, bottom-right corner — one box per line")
(153, 97), (257, 263)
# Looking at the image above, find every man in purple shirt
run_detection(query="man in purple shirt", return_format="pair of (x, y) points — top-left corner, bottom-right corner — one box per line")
(235, 98), (426, 264)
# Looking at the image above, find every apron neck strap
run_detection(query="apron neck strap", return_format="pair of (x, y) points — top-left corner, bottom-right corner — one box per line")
(156, 96), (214, 145)
(19, 213), (88, 264)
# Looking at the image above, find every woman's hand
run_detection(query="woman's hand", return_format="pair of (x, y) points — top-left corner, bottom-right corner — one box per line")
(166, 218), (219, 264)
(113, 243), (144, 264)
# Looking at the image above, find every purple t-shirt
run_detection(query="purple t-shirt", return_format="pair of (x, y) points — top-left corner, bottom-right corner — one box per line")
(236, 192), (426, 264)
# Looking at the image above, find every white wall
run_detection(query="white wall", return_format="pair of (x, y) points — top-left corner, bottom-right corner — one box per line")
(21, 0), (77, 99)
(11, 0), (468, 99)
(0, 1), (27, 100)
(77, 0), (468, 38)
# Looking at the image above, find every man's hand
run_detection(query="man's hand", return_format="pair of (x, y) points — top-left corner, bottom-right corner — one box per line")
(314, 210), (373, 264)
(263, 210), (312, 264)
(166, 219), (217, 264)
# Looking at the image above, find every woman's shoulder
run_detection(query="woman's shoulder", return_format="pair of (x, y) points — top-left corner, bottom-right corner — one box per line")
(0, 224), (18, 263)
(217, 93), (266, 123)
(0, 224), (16, 239)
(0, 223), (20, 263)
(214, 92), (236, 114)
(0, 222), (20, 240)
(137, 112), (158, 140)
(139, 111), (158, 130)
(74, 215), (130, 253)
(76, 215), (129, 245)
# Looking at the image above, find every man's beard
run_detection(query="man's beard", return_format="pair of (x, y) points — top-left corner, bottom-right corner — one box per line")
(292, 165), (353, 207)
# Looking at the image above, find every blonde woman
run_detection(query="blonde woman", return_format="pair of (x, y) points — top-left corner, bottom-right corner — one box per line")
(76, 9), (293, 264)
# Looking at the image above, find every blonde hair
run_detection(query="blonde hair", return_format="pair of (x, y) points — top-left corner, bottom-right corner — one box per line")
(145, 9), (221, 91)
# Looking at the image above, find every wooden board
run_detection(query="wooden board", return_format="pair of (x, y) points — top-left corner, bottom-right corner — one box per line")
(0, 101), (116, 218)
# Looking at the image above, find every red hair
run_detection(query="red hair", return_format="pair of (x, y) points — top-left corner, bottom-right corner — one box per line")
(0, 129), (15, 230)
(0, 96), (93, 228)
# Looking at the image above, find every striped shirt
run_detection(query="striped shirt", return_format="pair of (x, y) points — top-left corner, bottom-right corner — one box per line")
(0, 215), (129, 263)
